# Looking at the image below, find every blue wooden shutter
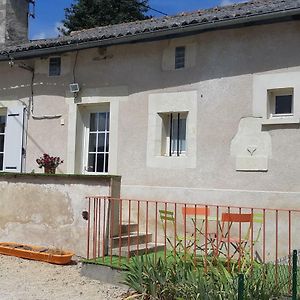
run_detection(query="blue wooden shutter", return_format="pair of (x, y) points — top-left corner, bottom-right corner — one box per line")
(3, 105), (25, 172)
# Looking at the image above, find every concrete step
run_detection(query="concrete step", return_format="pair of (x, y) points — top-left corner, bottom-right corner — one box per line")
(120, 223), (138, 235)
(110, 232), (152, 248)
(111, 242), (165, 257)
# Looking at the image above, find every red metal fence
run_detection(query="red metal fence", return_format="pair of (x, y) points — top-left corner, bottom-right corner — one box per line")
(85, 196), (300, 281)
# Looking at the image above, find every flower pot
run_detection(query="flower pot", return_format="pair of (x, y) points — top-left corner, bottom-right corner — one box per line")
(44, 167), (56, 174)
(0, 242), (74, 265)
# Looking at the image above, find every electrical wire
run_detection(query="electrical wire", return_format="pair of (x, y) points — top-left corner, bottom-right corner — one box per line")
(73, 50), (79, 83)
(140, 3), (168, 16)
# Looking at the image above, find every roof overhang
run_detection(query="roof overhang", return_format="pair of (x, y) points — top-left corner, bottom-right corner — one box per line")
(0, 7), (300, 61)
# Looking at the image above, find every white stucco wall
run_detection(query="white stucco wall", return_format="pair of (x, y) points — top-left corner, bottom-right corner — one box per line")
(0, 174), (120, 256)
(0, 21), (299, 211)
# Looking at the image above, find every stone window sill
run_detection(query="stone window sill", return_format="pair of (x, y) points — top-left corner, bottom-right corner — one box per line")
(262, 117), (300, 125)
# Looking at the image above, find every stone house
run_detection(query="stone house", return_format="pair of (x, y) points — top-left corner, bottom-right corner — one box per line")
(0, 0), (300, 210)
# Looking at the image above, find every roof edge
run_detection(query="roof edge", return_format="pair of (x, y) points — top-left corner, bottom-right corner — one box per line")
(1, 6), (300, 61)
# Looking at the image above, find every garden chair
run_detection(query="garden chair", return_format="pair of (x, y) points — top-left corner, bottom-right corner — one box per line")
(218, 213), (253, 260)
(159, 209), (195, 253)
(181, 206), (218, 254)
(252, 213), (264, 262)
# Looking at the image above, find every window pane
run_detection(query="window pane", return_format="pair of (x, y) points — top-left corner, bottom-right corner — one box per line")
(179, 118), (186, 152)
(0, 135), (4, 152)
(0, 154), (3, 171)
(49, 57), (61, 76)
(87, 154), (96, 172)
(106, 133), (109, 152)
(106, 112), (110, 131)
(96, 154), (104, 172)
(0, 116), (5, 133)
(169, 113), (187, 155)
(275, 95), (292, 114)
(97, 133), (105, 152)
(105, 154), (109, 173)
(90, 113), (98, 131)
(98, 113), (107, 131)
(171, 118), (178, 153)
(88, 133), (97, 152)
(175, 46), (185, 69)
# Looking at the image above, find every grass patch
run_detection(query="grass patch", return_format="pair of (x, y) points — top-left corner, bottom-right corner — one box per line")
(82, 250), (175, 270)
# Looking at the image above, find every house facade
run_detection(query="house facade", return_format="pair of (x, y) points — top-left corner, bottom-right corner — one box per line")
(0, 0), (300, 209)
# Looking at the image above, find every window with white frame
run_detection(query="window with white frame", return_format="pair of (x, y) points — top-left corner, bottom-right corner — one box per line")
(268, 88), (294, 118)
(175, 46), (185, 69)
(86, 111), (110, 173)
(161, 112), (187, 156)
(0, 115), (6, 171)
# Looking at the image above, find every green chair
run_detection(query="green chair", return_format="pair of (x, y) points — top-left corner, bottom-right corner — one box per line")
(159, 209), (195, 253)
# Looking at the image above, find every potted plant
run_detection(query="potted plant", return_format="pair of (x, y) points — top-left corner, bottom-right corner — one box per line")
(36, 153), (64, 174)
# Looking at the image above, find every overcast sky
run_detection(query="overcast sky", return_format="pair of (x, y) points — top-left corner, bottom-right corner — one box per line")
(30, 0), (247, 40)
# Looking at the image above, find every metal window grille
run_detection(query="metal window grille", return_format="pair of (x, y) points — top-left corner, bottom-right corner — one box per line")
(175, 46), (185, 69)
(87, 112), (110, 173)
(49, 57), (61, 76)
(169, 113), (186, 156)
(0, 116), (5, 171)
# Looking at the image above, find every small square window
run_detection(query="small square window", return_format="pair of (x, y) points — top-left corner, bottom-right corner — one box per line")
(49, 57), (61, 76)
(175, 46), (185, 69)
(268, 88), (294, 118)
(160, 112), (187, 156)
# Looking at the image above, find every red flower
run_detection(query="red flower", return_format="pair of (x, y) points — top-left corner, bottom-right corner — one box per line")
(36, 153), (64, 169)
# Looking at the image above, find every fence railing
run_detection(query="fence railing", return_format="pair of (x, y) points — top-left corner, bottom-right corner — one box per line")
(85, 196), (300, 293)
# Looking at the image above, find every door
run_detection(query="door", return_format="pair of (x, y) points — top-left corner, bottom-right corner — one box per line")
(84, 110), (110, 174)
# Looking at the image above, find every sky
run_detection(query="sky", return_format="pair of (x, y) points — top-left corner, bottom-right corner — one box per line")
(29, 0), (246, 40)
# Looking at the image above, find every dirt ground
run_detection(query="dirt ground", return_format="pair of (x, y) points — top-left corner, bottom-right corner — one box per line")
(0, 254), (127, 300)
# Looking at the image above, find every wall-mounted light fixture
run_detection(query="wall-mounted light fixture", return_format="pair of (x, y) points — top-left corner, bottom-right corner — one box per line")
(69, 83), (80, 93)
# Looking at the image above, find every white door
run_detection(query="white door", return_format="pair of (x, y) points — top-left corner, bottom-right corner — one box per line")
(84, 111), (110, 174)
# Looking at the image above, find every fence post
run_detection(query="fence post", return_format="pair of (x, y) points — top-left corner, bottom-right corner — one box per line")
(292, 250), (297, 300)
(238, 273), (244, 300)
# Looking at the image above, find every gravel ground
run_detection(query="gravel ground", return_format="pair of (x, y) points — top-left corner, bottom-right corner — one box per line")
(0, 254), (127, 300)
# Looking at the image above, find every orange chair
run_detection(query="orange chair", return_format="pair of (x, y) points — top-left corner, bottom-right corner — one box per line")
(218, 213), (253, 259)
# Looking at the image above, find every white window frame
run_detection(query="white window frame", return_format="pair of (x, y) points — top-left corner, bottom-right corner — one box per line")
(82, 105), (110, 174)
(268, 88), (294, 118)
(147, 91), (197, 169)
(253, 71), (300, 125)
(162, 43), (197, 71)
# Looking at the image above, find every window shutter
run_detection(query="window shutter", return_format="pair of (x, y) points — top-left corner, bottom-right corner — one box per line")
(3, 105), (24, 172)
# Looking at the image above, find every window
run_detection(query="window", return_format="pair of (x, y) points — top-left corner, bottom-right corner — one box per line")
(49, 57), (61, 76)
(268, 88), (294, 118)
(161, 112), (187, 156)
(175, 46), (185, 69)
(0, 115), (5, 171)
(86, 111), (109, 173)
